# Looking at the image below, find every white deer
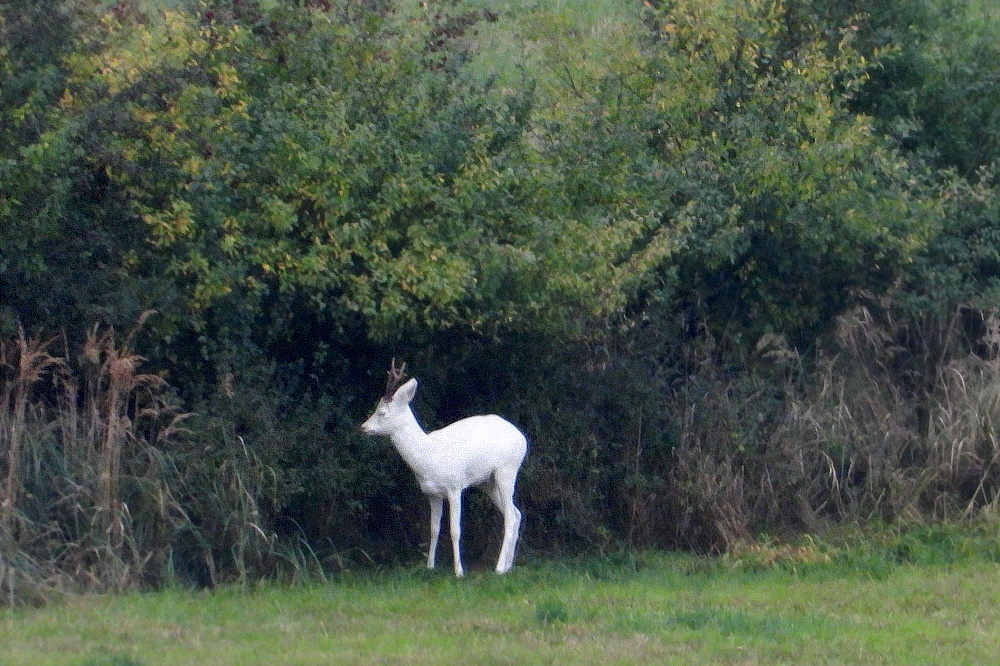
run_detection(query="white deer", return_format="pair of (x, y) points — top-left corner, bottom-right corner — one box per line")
(360, 360), (527, 577)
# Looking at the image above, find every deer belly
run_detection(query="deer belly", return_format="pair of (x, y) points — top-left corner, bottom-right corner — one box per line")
(416, 468), (491, 496)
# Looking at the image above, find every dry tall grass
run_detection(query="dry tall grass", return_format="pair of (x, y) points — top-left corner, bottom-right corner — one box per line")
(1, 329), (65, 538)
(639, 306), (1000, 553)
(0, 319), (327, 605)
(0, 320), (192, 605)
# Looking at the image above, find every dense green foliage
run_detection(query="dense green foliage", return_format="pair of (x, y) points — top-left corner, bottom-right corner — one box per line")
(2, 0), (1000, 600)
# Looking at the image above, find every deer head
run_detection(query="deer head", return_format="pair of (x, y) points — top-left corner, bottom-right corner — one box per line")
(361, 359), (418, 437)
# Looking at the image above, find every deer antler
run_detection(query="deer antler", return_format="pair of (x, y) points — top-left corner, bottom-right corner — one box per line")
(384, 358), (408, 399)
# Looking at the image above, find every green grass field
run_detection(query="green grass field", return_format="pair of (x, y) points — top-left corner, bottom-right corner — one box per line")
(5, 531), (1000, 665)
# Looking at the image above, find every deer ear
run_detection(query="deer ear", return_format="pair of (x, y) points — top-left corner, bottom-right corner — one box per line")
(394, 377), (418, 404)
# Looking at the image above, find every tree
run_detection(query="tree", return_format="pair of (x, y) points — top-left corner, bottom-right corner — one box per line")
(623, 0), (935, 350)
(0, 0), (160, 336)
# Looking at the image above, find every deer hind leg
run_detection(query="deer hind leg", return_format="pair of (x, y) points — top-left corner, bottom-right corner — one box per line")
(427, 495), (443, 570)
(488, 468), (522, 574)
(446, 489), (464, 577)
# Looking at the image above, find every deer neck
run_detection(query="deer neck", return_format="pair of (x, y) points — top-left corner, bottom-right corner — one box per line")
(387, 407), (434, 472)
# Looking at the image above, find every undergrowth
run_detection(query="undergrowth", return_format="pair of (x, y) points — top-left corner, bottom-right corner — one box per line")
(7, 305), (1000, 605)
(721, 519), (1000, 580)
(0, 320), (298, 607)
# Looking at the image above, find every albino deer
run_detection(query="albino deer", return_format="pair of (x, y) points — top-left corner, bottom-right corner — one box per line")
(360, 360), (527, 577)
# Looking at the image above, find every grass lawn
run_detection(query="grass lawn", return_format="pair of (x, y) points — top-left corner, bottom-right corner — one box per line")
(4, 542), (1000, 665)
